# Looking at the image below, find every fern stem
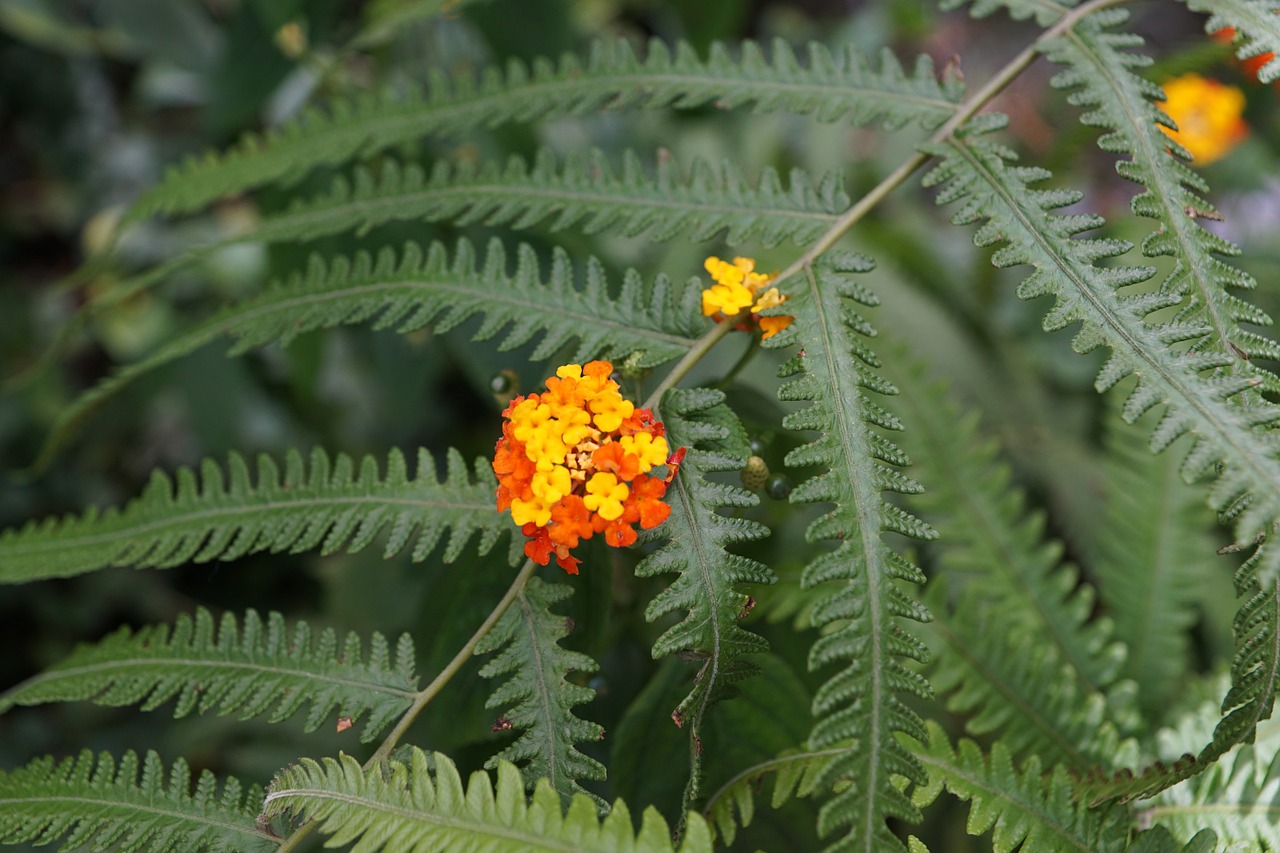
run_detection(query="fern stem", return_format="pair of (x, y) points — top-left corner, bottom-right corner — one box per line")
(274, 556), (541, 853)
(771, 0), (1130, 289)
(644, 320), (736, 409)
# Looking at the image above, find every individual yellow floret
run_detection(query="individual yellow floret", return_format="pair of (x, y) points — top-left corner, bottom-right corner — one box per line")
(583, 472), (630, 521)
(619, 432), (669, 473)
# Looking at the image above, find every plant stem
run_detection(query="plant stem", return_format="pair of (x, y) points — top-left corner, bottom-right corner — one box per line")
(643, 319), (735, 409)
(771, 0), (1130, 288)
(273, 557), (541, 852)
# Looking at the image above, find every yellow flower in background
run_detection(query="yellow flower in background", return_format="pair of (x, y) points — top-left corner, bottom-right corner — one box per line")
(1159, 74), (1249, 166)
(701, 256), (794, 339)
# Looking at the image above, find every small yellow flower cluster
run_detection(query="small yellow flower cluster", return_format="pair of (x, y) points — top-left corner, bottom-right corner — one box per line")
(493, 361), (675, 574)
(700, 256), (793, 340)
(1159, 73), (1249, 166)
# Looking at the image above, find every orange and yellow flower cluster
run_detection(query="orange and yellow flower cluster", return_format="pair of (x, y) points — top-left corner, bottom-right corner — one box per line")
(493, 361), (676, 574)
(1159, 73), (1249, 166)
(701, 256), (793, 339)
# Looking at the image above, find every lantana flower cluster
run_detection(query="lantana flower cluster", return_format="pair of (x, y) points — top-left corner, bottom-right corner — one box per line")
(1159, 73), (1249, 166)
(701, 256), (793, 339)
(493, 361), (675, 574)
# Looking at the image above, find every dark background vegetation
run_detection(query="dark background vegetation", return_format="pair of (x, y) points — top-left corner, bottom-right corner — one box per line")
(1, 0), (1277, 849)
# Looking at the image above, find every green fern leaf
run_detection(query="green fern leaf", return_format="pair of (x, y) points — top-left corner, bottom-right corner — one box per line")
(922, 122), (1280, 577)
(1041, 9), (1280, 371)
(261, 749), (714, 852)
(1094, 393), (1213, 720)
(0, 749), (274, 852)
(0, 607), (417, 743)
(1125, 828), (1218, 853)
(878, 361), (1137, 767)
(912, 722), (1129, 853)
(636, 386), (775, 805)
(0, 446), (510, 583)
(476, 575), (606, 806)
(886, 361), (1125, 690)
(87, 150), (847, 329)
(1185, 0), (1280, 84)
(1145, 733), (1280, 851)
(939, 0), (1079, 26)
(36, 239), (702, 467)
(766, 255), (933, 851)
(701, 748), (842, 846)
(128, 38), (959, 221)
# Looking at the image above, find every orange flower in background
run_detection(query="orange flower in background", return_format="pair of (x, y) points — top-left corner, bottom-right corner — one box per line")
(1158, 73), (1249, 165)
(701, 256), (794, 340)
(1213, 26), (1276, 81)
(493, 360), (679, 574)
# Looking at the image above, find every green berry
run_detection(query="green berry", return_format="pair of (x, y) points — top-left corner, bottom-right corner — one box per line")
(765, 473), (792, 500)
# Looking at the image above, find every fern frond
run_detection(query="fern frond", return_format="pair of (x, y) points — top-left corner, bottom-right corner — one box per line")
(636, 386), (775, 805)
(912, 722), (1129, 853)
(261, 749), (714, 852)
(0, 607), (417, 743)
(1042, 9), (1280, 370)
(1185, 0), (1280, 84)
(37, 239), (702, 466)
(886, 361), (1124, 690)
(476, 575), (606, 806)
(923, 122), (1280, 577)
(91, 150), (848, 325)
(940, 0), (1078, 26)
(0, 446), (509, 583)
(0, 749), (274, 852)
(879, 361), (1136, 767)
(129, 38), (959, 221)
(1094, 394), (1212, 720)
(1126, 828), (1218, 853)
(767, 255), (934, 851)
(1145, 733), (1280, 851)
(1081, 544), (1280, 803)
(701, 748), (841, 846)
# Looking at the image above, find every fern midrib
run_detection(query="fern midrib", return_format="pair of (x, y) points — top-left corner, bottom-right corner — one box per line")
(1061, 27), (1236, 358)
(1, 655), (418, 705)
(1144, 802), (1280, 819)
(931, 618), (1094, 768)
(261, 786), (587, 852)
(669, 455), (725, 730)
(353, 67), (961, 131)
(514, 588), (564, 790)
(276, 182), (841, 237)
(0, 494), (491, 557)
(910, 753), (1094, 852)
(232, 279), (699, 349)
(949, 137), (1280, 505)
(702, 747), (844, 817)
(804, 263), (886, 850)
(0, 794), (276, 843)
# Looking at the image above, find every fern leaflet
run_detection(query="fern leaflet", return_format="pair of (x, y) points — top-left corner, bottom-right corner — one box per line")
(261, 749), (714, 852)
(912, 723), (1129, 853)
(0, 749), (275, 852)
(940, 0), (1079, 26)
(36, 238), (702, 467)
(768, 254), (934, 851)
(0, 607), (417, 743)
(89, 150), (848, 326)
(1094, 394), (1213, 720)
(702, 748), (841, 846)
(1042, 8), (1280, 371)
(0, 446), (510, 583)
(923, 122), (1280, 579)
(476, 575), (606, 806)
(1126, 828), (1218, 853)
(1185, 0), (1280, 84)
(1144, 725), (1280, 850)
(128, 38), (959, 221)
(636, 386), (775, 807)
